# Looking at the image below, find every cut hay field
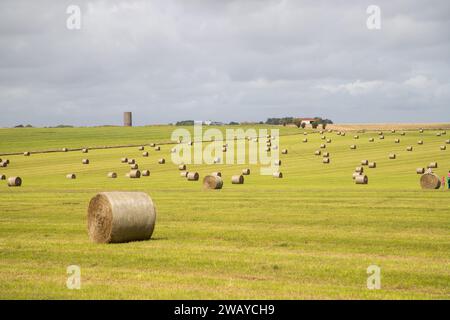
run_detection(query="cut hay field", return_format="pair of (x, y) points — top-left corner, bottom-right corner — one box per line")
(0, 125), (449, 299)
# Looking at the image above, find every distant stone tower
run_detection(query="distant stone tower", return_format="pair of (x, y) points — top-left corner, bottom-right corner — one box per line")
(123, 112), (132, 127)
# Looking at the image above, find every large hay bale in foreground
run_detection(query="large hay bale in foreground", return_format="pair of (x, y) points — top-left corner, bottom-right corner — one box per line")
(355, 175), (368, 184)
(420, 173), (441, 189)
(7, 176), (22, 187)
(66, 173), (76, 179)
(187, 172), (199, 181)
(107, 172), (117, 178)
(203, 175), (223, 189)
(231, 175), (244, 184)
(416, 168), (425, 174)
(87, 192), (156, 244)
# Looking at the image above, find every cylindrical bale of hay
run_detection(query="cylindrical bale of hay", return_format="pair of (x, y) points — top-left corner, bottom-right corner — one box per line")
(420, 173), (441, 189)
(442, 131), (447, 135)
(142, 170), (150, 176)
(107, 172), (117, 178)
(265, 147), (271, 152)
(323, 157), (330, 164)
(0, 174), (5, 180)
(203, 175), (223, 189)
(128, 169), (141, 178)
(400, 132), (405, 136)
(179, 164), (186, 170)
(416, 168), (425, 174)
(428, 162), (438, 168)
(319, 130), (323, 134)
(66, 173), (76, 179)
(222, 147), (227, 152)
(274, 160), (281, 166)
(337, 132), (341, 136)
(142, 151), (149, 157)
(389, 153), (396, 159)
(231, 175), (244, 184)
(378, 131), (383, 135)
(355, 167), (364, 173)
(158, 158), (165, 164)
(188, 141), (193, 146)
(379, 135), (384, 139)
(303, 132), (308, 136)
(354, 135), (359, 139)
(395, 139), (400, 143)
(242, 168), (250, 175)
(62, 148), (68, 152)
(440, 145), (447, 150)
(180, 171), (188, 177)
(326, 139), (332, 143)
(7, 176), (22, 187)
(323, 152), (330, 157)
(150, 143), (156, 147)
(355, 175), (368, 184)
(24, 151), (30, 156)
(82, 148), (88, 153)
(419, 129), (424, 133)
(130, 163), (138, 170)
(341, 132), (346, 136)
(406, 146), (413, 151)
(154, 146), (161, 151)
(315, 150), (321, 156)
(82, 159), (89, 164)
(121, 157), (128, 163)
(128, 158), (135, 164)
(369, 138), (374, 142)
(417, 140), (423, 145)
(187, 172), (199, 181)
(303, 138), (308, 143)
(350, 145), (357, 149)
(436, 133), (441, 137)
(321, 136), (326, 140)
(361, 160), (369, 165)
(211, 171), (222, 177)
(281, 149), (288, 154)
(368, 162), (377, 168)
(320, 144), (326, 148)
(266, 142), (272, 147)
(446, 139), (450, 144)
(273, 172), (283, 178)
(87, 192), (156, 243)
(138, 146), (144, 151)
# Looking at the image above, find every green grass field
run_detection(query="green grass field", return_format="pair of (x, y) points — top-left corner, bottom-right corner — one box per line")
(0, 125), (449, 299)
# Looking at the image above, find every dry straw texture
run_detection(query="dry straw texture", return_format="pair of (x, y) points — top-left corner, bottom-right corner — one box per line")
(87, 192), (156, 244)
(187, 172), (199, 181)
(231, 175), (244, 184)
(128, 169), (141, 178)
(7, 176), (22, 187)
(355, 175), (368, 184)
(158, 158), (165, 164)
(368, 162), (377, 168)
(203, 175), (223, 189)
(420, 173), (441, 189)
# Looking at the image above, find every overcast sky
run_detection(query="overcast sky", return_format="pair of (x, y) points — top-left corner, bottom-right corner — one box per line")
(0, 0), (449, 127)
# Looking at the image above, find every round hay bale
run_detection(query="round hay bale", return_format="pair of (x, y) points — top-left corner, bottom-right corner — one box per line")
(130, 163), (138, 170)
(400, 132), (406, 136)
(222, 147), (227, 152)
(326, 139), (332, 143)
(355, 175), (368, 184)
(378, 131), (383, 135)
(323, 152), (330, 157)
(0, 174), (5, 180)
(315, 150), (321, 156)
(389, 153), (396, 159)
(273, 172), (283, 178)
(138, 146), (144, 151)
(274, 160), (281, 166)
(158, 158), (165, 164)
(341, 132), (346, 136)
(303, 138), (308, 143)
(82, 148), (88, 153)
(187, 172), (199, 181)
(420, 173), (441, 189)
(188, 141), (193, 146)
(211, 172), (222, 177)
(350, 145), (357, 149)
(180, 171), (188, 177)
(442, 131), (446, 135)
(82, 159), (89, 164)
(128, 170), (141, 178)
(121, 157), (128, 163)
(419, 129), (423, 133)
(361, 160), (369, 165)
(323, 157), (330, 164)
(150, 143), (156, 147)
(445, 139), (450, 144)
(355, 167), (364, 173)
(266, 142), (272, 147)
(154, 146), (161, 151)
(303, 132), (307, 136)
(179, 164), (186, 170)
(428, 162), (438, 168)
(416, 168), (425, 174)
(440, 145), (446, 150)
(418, 140), (423, 145)
(231, 175), (244, 184)
(368, 162), (376, 168)
(406, 146), (413, 151)
(321, 136), (326, 140)
(379, 135), (384, 139)
(369, 138), (374, 142)
(395, 139), (400, 143)
(142, 151), (149, 157)
(203, 175), (223, 189)
(320, 144), (326, 149)
(128, 158), (136, 164)
(265, 147), (271, 152)
(391, 129), (396, 133)
(319, 130), (323, 134)
(142, 170), (150, 177)
(354, 135), (359, 139)
(337, 132), (341, 136)
(62, 148), (68, 152)
(281, 149), (288, 154)
(107, 172), (117, 178)
(66, 173), (76, 179)
(87, 192), (156, 243)
(436, 133), (441, 137)
(7, 176), (22, 187)
(242, 168), (250, 175)
(23, 152), (30, 156)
